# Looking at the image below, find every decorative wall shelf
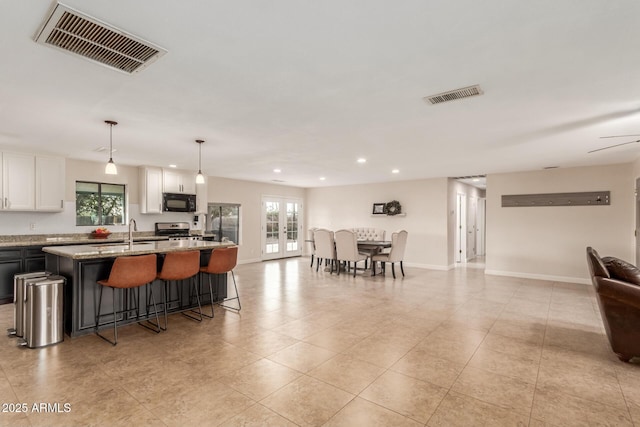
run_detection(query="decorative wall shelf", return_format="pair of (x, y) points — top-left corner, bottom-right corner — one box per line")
(370, 213), (406, 217)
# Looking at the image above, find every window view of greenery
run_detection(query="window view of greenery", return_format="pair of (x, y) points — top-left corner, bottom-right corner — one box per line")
(208, 203), (240, 243)
(76, 181), (126, 226)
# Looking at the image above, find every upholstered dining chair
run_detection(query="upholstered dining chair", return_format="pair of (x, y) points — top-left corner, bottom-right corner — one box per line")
(313, 229), (336, 273)
(335, 229), (368, 277)
(372, 230), (408, 278)
(308, 227), (319, 268)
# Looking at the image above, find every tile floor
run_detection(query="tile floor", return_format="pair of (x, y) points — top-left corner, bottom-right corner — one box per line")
(0, 258), (639, 426)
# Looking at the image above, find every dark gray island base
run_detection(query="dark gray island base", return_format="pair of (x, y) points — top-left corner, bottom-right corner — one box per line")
(43, 241), (234, 337)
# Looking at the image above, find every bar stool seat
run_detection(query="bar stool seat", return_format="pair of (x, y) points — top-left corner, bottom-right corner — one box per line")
(95, 254), (159, 345)
(199, 246), (241, 317)
(155, 250), (202, 330)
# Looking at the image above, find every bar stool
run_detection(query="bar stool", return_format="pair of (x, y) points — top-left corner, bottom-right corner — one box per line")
(95, 254), (159, 345)
(200, 246), (241, 317)
(155, 250), (202, 330)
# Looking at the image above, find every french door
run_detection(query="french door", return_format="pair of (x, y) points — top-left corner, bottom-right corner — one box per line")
(261, 196), (303, 260)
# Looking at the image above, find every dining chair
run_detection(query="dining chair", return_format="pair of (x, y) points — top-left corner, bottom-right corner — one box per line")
(313, 229), (336, 273)
(372, 230), (408, 278)
(352, 227), (386, 269)
(335, 229), (368, 277)
(308, 227), (319, 268)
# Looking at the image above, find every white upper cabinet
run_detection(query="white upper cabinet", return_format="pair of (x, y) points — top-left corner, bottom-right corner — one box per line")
(35, 155), (65, 211)
(2, 152), (35, 210)
(1, 152), (65, 212)
(139, 166), (163, 214)
(163, 169), (196, 194)
(195, 178), (208, 213)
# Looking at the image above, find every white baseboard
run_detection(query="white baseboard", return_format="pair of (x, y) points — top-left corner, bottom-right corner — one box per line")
(238, 258), (262, 265)
(484, 269), (591, 285)
(404, 262), (451, 271)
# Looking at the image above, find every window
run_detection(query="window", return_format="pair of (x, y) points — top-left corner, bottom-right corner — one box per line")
(76, 181), (126, 226)
(208, 203), (240, 243)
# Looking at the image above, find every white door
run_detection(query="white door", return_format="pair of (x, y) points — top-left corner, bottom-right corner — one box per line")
(476, 198), (486, 256)
(455, 193), (467, 263)
(261, 197), (303, 260)
(466, 196), (477, 260)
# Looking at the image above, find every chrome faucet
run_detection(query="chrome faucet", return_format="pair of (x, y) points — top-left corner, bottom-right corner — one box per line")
(128, 218), (137, 245)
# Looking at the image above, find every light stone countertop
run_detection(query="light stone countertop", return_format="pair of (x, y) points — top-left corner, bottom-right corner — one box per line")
(0, 232), (169, 248)
(42, 240), (235, 260)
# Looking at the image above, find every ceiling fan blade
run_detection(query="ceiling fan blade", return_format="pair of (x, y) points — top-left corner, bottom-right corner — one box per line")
(588, 139), (640, 153)
(599, 134), (640, 139)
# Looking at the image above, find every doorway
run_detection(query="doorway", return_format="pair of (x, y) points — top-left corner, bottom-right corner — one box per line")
(261, 196), (303, 260)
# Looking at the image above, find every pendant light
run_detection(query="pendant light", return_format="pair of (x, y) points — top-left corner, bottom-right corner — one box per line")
(104, 120), (118, 175)
(195, 139), (205, 184)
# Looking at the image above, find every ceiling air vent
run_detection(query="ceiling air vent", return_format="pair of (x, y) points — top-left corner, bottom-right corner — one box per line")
(424, 85), (483, 105)
(34, 2), (167, 74)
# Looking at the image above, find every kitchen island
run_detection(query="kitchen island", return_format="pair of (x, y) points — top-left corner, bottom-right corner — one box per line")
(43, 240), (235, 337)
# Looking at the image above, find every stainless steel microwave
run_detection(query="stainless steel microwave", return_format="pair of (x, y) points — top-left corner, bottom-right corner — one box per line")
(163, 193), (196, 212)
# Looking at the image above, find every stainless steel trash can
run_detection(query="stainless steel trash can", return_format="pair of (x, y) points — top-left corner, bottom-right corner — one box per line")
(7, 271), (50, 338)
(22, 275), (65, 349)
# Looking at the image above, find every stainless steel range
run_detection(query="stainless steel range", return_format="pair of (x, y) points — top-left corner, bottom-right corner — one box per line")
(155, 222), (202, 241)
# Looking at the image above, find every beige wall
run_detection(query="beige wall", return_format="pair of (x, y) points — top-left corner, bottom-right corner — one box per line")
(207, 177), (306, 263)
(65, 159), (140, 202)
(306, 178), (450, 269)
(486, 164), (635, 283)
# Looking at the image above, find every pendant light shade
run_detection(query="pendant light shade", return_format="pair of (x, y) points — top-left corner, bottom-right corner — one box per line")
(105, 120), (118, 175)
(195, 139), (205, 184)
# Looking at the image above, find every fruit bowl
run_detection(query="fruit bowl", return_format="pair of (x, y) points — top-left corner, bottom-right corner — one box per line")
(91, 229), (111, 239)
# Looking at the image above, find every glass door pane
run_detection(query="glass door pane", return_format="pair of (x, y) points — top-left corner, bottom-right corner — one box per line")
(285, 202), (299, 253)
(265, 201), (280, 255)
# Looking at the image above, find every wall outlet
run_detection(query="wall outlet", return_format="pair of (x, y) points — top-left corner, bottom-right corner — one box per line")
(30, 223), (36, 230)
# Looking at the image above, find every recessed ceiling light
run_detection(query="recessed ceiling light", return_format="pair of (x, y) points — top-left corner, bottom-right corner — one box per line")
(273, 169), (282, 173)
(392, 169), (399, 174)
(357, 158), (366, 164)
(319, 177), (326, 181)
(169, 164), (177, 168)
(472, 178), (480, 182)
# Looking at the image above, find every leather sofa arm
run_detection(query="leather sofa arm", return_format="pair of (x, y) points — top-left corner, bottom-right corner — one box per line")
(597, 277), (640, 310)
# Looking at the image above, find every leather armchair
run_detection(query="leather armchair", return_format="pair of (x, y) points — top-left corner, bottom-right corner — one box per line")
(586, 247), (640, 362)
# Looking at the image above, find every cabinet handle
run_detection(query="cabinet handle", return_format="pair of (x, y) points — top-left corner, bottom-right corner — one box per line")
(159, 203), (162, 212)
(60, 200), (64, 209)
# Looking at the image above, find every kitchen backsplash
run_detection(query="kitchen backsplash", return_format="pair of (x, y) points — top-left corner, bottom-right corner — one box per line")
(0, 202), (196, 236)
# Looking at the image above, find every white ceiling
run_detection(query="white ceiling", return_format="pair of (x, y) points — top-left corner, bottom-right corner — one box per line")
(1, 1), (640, 188)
